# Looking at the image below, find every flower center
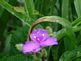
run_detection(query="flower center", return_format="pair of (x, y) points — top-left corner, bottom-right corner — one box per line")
(34, 36), (36, 38)
(33, 33), (45, 43)
(42, 34), (44, 36)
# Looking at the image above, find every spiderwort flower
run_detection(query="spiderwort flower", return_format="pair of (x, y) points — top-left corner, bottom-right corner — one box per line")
(22, 28), (58, 54)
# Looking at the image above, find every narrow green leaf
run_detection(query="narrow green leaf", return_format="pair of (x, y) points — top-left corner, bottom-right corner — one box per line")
(72, 16), (81, 26)
(4, 34), (12, 52)
(0, 6), (4, 17)
(0, 0), (10, 17)
(30, 16), (71, 28)
(24, 0), (35, 20)
(0, 0), (30, 27)
(74, 0), (81, 17)
(62, 0), (69, 19)
(56, 25), (81, 41)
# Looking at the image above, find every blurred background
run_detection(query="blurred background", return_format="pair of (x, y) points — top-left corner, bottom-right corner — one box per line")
(0, 0), (81, 61)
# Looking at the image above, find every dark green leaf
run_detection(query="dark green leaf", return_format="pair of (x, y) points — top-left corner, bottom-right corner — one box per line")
(59, 45), (81, 61)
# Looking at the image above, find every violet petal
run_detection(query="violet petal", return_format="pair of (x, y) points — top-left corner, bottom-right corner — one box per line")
(30, 28), (49, 43)
(40, 37), (58, 47)
(22, 41), (41, 54)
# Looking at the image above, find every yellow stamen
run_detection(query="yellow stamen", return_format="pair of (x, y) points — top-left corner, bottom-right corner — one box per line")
(42, 34), (44, 36)
(34, 36), (36, 38)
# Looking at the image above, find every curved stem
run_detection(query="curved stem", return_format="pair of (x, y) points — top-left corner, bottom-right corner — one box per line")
(27, 17), (51, 40)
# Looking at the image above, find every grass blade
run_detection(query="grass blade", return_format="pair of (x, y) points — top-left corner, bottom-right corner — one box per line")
(24, 0), (35, 20)
(0, 0), (30, 27)
(62, 0), (69, 19)
(74, 0), (81, 17)
(59, 45), (81, 61)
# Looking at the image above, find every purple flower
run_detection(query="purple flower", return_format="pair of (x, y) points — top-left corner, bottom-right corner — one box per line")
(22, 28), (58, 54)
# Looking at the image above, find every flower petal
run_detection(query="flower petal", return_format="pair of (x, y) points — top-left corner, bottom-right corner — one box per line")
(33, 47), (41, 52)
(40, 37), (58, 46)
(30, 28), (49, 43)
(22, 41), (41, 54)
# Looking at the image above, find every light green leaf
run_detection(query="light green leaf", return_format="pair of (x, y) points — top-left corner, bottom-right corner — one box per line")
(13, 7), (25, 14)
(15, 44), (23, 51)
(74, 0), (81, 17)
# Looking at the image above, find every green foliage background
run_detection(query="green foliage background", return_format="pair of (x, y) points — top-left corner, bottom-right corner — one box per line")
(0, 0), (81, 61)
